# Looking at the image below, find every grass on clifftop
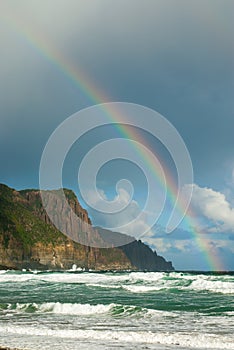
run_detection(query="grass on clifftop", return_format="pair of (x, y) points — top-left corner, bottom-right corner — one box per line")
(0, 184), (67, 249)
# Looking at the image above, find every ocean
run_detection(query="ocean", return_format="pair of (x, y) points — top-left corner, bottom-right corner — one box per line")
(0, 270), (233, 350)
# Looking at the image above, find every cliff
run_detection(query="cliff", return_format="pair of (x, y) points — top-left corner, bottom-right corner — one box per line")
(97, 227), (174, 271)
(0, 184), (174, 271)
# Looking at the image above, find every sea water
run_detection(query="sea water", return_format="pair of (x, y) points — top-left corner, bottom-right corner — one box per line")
(0, 270), (233, 349)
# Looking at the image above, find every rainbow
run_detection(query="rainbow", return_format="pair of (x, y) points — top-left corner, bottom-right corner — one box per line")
(2, 7), (225, 271)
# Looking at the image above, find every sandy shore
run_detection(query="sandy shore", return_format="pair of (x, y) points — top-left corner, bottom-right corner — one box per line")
(0, 347), (25, 350)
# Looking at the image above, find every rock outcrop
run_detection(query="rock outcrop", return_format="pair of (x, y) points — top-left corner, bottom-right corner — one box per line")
(97, 227), (174, 271)
(0, 184), (174, 271)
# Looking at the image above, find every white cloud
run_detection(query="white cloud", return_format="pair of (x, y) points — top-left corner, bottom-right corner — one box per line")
(155, 237), (233, 270)
(184, 184), (234, 233)
(144, 236), (195, 254)
(146, 238), (172, 253)
(144, 235), (234, 256)
(87, 182), (234, 245)
(86, 187), (153, 239)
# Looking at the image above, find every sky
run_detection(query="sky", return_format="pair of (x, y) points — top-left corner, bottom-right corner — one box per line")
(0, 0), (234, 270)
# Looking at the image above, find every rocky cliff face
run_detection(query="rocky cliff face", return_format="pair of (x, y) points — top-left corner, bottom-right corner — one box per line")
(20, 188), (107, 248)
(0, 184), (132, 270)
(0, 236), (132, 271)
(0, 184), (174, 271)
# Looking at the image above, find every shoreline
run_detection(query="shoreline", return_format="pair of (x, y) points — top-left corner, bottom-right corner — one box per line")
(0, 347), (23, 350)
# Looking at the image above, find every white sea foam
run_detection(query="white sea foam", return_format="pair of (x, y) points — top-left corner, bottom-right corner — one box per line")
(122, 285), (164, 293)
(0, 274), (35, 282)
(186, 278), (234, 294)
(0, 325), (233, 349)
(129, 271), (166, 282)
(0, 272), (233, 295)
(42, 302), (115, 315)
(87, 283), (122, 289)
(38, 272), (129, 285)
(12, 302), (114, 315)
(0, 272), (128, 284)
(225, 311), (234, 316)
(2, 302), (177, 319)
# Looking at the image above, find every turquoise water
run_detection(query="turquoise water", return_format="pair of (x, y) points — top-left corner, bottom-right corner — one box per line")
(0, 270), (233, 349)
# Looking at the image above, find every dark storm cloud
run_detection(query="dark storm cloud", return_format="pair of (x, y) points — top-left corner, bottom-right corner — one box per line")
(0, 0), (233, 190)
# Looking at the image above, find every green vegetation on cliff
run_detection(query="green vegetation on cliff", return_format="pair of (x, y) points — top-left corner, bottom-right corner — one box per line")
(0, 184), (65, 249)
